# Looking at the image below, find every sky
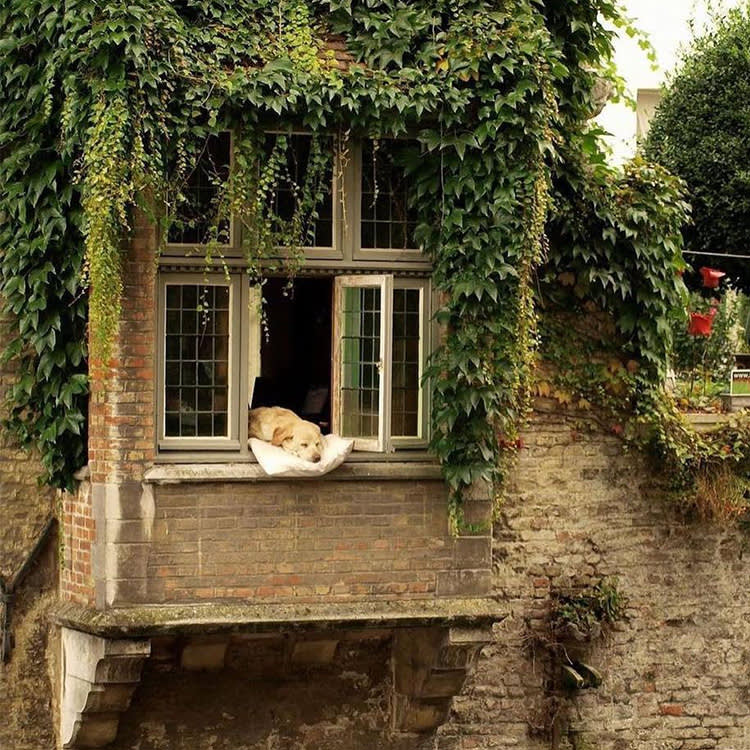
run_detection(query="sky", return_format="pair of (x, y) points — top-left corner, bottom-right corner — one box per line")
(598, 0), (745, 161)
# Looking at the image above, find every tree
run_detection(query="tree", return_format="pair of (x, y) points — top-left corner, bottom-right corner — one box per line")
(644, 5), (750, 291)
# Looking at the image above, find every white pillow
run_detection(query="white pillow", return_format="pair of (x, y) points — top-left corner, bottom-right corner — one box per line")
(249, 434), (354, 477)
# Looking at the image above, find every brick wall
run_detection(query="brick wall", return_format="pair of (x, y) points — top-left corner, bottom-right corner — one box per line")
(441, 412), (750, 749)
(103, 478), (492, 605)
(62, 213), (157, 604)
(94, 410), (750, 750)
(60, 481), (95, 605)
(88, 210), (157, 485)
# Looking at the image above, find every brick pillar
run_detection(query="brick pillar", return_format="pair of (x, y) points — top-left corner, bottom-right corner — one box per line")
(61, 211), (158, 607)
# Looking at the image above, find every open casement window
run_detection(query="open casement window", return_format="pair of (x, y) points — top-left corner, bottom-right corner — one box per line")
(333, 275), (430, 452)
(157, 273), (261, 452)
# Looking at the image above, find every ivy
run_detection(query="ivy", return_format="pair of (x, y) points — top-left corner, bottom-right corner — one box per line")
(0, 0), (691, 509)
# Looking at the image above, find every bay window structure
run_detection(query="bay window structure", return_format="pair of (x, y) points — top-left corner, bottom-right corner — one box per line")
(157, 131), (432, 459)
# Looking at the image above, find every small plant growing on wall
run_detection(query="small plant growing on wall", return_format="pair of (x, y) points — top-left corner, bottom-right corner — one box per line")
(548, 578), (627, 689)
(525, 578), (627, 744)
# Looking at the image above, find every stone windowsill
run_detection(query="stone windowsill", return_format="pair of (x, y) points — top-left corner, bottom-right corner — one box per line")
(55, 597), (503, 638)
(143, 459), (443, 485)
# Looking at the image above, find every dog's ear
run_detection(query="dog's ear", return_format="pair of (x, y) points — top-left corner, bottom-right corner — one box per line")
(271, 425), (293, 446)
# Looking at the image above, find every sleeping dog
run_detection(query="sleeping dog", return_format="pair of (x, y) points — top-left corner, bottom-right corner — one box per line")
(248, 407), (323, 463)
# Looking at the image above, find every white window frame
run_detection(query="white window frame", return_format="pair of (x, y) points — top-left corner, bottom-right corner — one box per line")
(332, 274), (431, 453)
(332, 274), (393, 451)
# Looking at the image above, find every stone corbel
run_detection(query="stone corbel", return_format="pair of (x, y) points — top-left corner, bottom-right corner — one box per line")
(60, 627), (150, 748)
(392, 625), (492, 733)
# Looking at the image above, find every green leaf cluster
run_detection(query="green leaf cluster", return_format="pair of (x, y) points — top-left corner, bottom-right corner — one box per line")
(644, 5), (750, 290)
(0, 0), (690, 501)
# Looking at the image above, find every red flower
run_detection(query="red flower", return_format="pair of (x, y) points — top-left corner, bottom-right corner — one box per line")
(687, 312), (713, 336)
(699, 267), (725, 289)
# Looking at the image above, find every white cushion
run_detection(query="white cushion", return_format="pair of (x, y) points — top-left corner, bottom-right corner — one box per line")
(249, 434), (354, 477)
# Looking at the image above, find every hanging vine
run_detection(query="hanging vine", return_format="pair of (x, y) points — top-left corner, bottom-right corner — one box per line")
(0, 0), (689, 502)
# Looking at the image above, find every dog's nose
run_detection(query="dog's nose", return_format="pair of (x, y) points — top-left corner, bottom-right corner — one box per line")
(312, 454), (321, 463)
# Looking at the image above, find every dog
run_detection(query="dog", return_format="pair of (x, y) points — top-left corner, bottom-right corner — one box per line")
(248, 407), (323, 463)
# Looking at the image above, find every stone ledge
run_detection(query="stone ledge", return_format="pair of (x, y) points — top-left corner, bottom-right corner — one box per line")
(684, 412), (737, 432)
(55, 597), (503, 638)
(143, 460), (443, 484)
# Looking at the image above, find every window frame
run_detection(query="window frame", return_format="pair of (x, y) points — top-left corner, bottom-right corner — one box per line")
(332, 274), (393, 452)
(164, 131), (237, 252)
(157, 131), (434, 459)
(351, 137), (425, 263)
(156, 272), (249, 453)
(163, 133), (429, 268)
(332, 275), (431, 453)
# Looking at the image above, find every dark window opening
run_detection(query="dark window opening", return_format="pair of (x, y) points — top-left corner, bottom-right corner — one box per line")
(168, 132), (232, 245)
(361, 139), (419, 250)
(264, 134), (334, 248)
(251, 277), (333, 433)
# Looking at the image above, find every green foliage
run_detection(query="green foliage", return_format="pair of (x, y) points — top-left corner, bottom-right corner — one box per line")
(551, 579), (627, 640)
(644, 6), (750, 290)
(545, 153), (690, 379)
(0, 0), (689, 501)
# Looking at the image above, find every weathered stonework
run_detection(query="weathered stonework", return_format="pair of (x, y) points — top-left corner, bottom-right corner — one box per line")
(0, 312), (59, 750)
(60, 628), (150, 748)
(65, 413), (750, 750)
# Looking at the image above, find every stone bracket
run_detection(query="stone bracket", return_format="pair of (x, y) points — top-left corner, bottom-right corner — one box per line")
(392, 625), (492, 733)
(60, 627), (150, 748)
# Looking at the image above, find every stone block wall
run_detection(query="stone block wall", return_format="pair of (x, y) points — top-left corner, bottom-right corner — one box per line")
(0, 315), (56, 581)
(0, 314), (58, 750)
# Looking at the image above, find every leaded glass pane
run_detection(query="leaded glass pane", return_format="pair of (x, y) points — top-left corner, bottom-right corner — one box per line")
(391, 288), (421, 436)
(164, 283), (231, 438)
(168, 133), (232, 245)
(340, 287), (381, 439)
(264, 134), (334, 248)
(361, 140), (419, 250)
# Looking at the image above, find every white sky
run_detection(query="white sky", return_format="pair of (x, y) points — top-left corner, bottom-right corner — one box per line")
(598, 0), (745, 162)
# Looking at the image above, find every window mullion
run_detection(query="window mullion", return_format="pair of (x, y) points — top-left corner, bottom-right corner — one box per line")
(380, 276), (394, 452)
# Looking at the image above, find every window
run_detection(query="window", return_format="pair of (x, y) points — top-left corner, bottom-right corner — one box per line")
(359, 139), (418, 252)
(333, 276), (429, 451)
(167, 132), (233, 246)
(158, 132), (432, 458)
(264, 133), (335, 250)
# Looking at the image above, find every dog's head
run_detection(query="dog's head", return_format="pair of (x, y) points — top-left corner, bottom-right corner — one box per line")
(271, 420), (323, 463)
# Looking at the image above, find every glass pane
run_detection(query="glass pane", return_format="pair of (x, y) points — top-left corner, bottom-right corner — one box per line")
(264, 133), (334, 248)
(360, 139), (419, 250)
(340, 286), (381, 439)
(168, 132), (232, 245)
(164, 283), (231, 438)
(391, 288), (421, 437)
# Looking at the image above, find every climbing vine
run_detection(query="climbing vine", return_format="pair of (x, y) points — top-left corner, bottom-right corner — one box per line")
(0, 0), (690, 503)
